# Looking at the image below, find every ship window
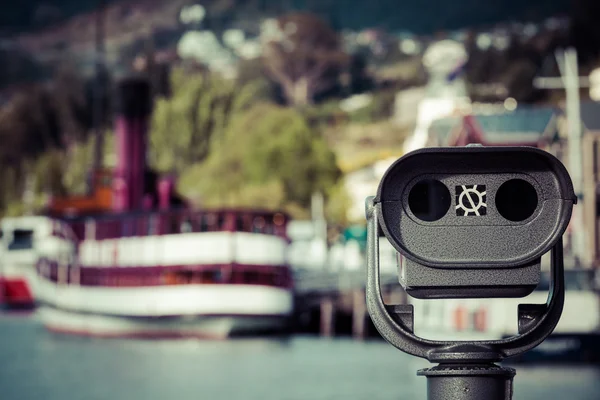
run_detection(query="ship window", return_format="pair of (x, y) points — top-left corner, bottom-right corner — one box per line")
(274, 213), (285, 226)
(147, 216), (158, 235)
(274, 271), (286, 286)
(212, 270), (223, 283)
(253, 217), (265, 233)
(180, 219), (193, 233)
(245, 271), (259, 284)
(216, 214), (225, 230)
(273, 213), (286, 236)
(264, 219), (274, 234)
(199, 214), (209, 232)
(235, 215), (245, 232)
(196, 269), (222, 284)
(167, 216), (179, 234)
(179, 271), (193, 284)
(230, 270), (243, 284)
(8, 229), (33, 251)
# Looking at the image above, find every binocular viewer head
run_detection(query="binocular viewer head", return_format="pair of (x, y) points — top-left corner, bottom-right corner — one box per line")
(373, 146), (576, 299)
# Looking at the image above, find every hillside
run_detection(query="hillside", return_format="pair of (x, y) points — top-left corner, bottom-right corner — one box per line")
(2, 0), (570, 37)
(0, 0), (597, 223)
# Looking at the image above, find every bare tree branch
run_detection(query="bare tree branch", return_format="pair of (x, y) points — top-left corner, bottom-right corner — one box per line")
(261, 12), (348, 106)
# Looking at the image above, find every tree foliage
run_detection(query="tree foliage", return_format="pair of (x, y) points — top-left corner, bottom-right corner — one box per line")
(177, 102), (341, 217)
(149, 68), (270, 174)
(0, 65), (346, 221)
(0, 67), (92, 215)
(261, 12), (349, 107)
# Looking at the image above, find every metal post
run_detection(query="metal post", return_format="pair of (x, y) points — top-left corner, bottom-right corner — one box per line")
(418, 364), (515, 400)
(535, 48), (588, 265)
(561, 49), (587, 266)
(311, 192), (328, 270)
(558, 49), (583, 197)
(365, 145), (573, 400)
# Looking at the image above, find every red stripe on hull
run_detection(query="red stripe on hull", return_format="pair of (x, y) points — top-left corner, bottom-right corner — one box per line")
(37, 260), (294, 289)
(0, 278), (34, 307)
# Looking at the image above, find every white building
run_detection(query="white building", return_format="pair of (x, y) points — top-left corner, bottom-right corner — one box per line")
(343, 157), (398, 223)
(402, 39), (472, 154)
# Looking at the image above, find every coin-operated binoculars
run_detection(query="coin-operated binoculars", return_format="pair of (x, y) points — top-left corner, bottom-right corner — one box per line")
(365, 146), (576, 400)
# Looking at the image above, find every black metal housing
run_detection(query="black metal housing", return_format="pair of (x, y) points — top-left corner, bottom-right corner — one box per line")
(373, 146), (576, 298)
(365, 146), (575, 400)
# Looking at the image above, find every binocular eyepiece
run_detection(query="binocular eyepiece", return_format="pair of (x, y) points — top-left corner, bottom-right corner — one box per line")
(366, 145), (575, 398)
(372, 146), (576, 299)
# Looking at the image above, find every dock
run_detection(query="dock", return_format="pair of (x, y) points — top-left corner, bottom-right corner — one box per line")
(293, 269), (405, 339)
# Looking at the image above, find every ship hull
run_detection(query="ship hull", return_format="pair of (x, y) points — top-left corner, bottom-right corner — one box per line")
(1, 277), (35, 309)
(1, 261), (37, 308)
(38, 305), (290, 339)
(34, 278), (294, 339)
(3, 216), (296, 338)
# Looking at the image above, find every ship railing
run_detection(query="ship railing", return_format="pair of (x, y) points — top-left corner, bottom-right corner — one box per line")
(61, 209), (289, 243)
(39, 209), (292, 291)
(40, 220), (81, 296)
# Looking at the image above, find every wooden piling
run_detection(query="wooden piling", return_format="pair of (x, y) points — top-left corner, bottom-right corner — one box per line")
(352, 289), (367, 340)
(386, 286), (408, 305)
(320, 296), (335, 337)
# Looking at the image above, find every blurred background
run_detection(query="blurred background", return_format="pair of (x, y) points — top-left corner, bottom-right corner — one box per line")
(1, 1), (600, 399)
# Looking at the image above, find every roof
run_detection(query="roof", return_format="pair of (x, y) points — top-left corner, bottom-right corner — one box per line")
(580, 102), (600, 131)
(429, 117), (461, 142)
(428, 107), (558, 145)
(474, 107), (557, 136)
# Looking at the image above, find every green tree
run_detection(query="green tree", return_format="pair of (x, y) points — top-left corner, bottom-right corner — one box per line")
(0, 66), (93, 216)
(325, 180), (352, 226)
(60, 130), (115, 195)
(177, 103), (341, 216)
(149, 69), (268, 174)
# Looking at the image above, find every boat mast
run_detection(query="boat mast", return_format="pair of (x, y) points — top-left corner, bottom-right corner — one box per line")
(91, 0), (106, 194)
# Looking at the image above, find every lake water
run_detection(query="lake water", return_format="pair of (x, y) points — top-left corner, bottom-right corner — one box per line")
(1, 313), (599, 400)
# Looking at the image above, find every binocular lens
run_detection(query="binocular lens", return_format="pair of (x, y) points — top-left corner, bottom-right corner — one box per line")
(408, 178), (539, 223)
(495, 179), (538, 222)
(408, 179), (451, 222)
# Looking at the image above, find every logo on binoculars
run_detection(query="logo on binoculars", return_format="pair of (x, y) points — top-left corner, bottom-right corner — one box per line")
(456, 185), (487, 216)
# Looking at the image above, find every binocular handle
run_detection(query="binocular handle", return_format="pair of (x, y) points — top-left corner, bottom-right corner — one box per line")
(365, 197), (566, 363)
